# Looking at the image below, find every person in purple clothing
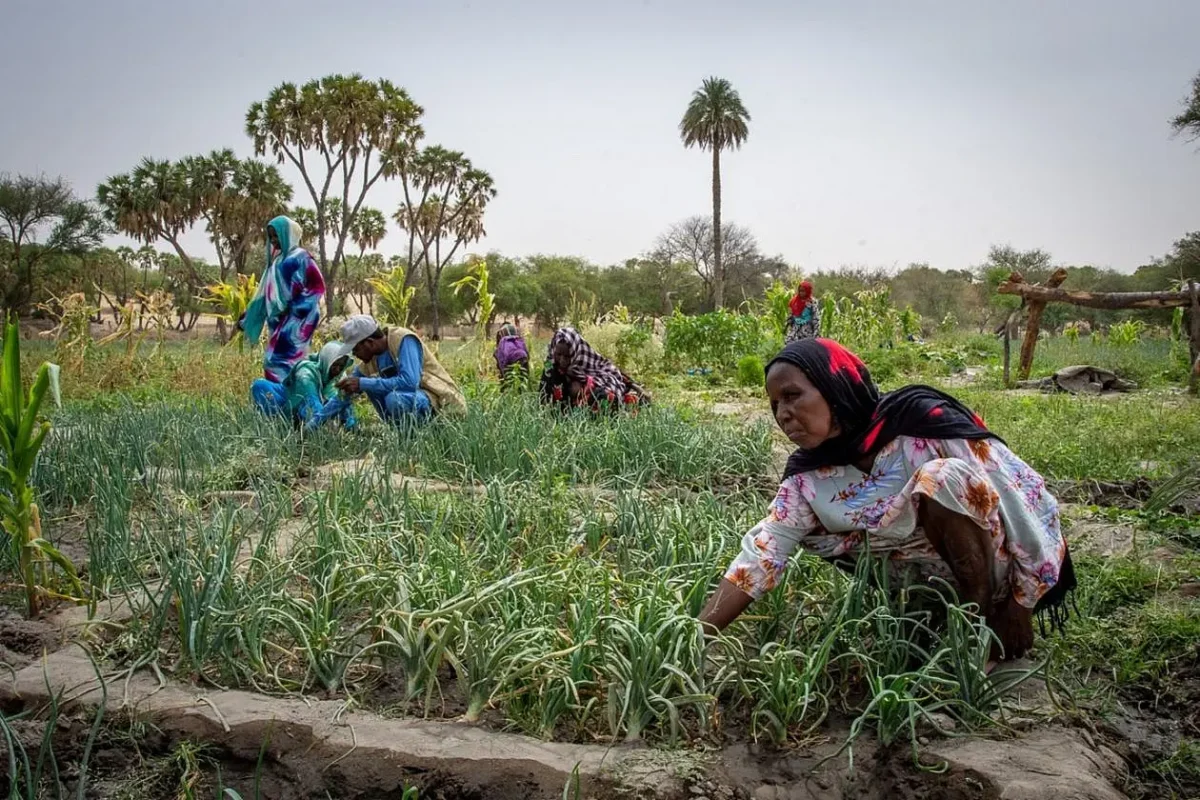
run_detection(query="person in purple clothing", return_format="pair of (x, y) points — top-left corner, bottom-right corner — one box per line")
(494, 322), (530, 390)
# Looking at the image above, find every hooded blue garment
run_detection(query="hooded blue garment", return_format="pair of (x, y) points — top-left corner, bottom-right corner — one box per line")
(242, 215), (326, 383)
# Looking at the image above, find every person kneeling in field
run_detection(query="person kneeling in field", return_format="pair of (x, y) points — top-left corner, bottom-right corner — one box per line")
(539, 327), (649, 413)
(697, 338), (1076, 668)
(250, 342), (356, 432)
(328, 314), (466, 425)
(494, 322), (530, 390)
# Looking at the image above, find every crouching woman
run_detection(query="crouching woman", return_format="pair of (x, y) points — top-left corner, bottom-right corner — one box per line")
(697, 338), (1076, 666)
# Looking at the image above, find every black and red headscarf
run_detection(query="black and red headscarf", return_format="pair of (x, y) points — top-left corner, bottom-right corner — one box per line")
(771, 338), (1000, 479)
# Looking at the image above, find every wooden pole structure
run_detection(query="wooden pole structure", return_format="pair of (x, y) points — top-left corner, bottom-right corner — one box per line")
(995, 276), (1200, 391)
(1189, 281), (1200, 395)
(997, 283), (1197, 309)
(1015, 268), (1068, 382)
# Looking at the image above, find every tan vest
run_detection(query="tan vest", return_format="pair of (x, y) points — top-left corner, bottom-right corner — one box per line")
(359, 328), (466, 415)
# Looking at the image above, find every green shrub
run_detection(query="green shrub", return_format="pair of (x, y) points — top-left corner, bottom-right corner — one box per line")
(736, 355), (766, 387)
(663, 309), (766, 371)
(1108, 319), (1145, 347)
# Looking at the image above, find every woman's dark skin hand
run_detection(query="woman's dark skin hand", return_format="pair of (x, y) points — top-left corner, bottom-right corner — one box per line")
(987, 595), (1034, 661)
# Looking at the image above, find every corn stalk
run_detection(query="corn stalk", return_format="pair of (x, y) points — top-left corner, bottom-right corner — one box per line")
(452, 257), (496, 373)
(0, 318), (82, 617)
(368, 267), (417, 328)
(204, 274), (258, 352)
(37, 292), (96, 370)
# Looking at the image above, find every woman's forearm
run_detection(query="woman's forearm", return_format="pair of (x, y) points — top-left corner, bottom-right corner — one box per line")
(698, 578), (755, 635)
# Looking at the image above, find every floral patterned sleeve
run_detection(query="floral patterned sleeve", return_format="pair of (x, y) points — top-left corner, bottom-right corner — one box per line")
(723, 475), (819, 600)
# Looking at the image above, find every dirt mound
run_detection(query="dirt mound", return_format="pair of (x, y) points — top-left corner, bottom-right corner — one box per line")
(0, 609), (63, 668)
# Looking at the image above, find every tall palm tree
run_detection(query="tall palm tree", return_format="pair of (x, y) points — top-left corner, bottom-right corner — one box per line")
(679, 77), (751, 309)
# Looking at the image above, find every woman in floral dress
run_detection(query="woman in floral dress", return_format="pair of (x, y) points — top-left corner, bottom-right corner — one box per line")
(698, 338), (1076, 664)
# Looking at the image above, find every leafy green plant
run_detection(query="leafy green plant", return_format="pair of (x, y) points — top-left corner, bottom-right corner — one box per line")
(452, 257), (496, 374)
(663, 308), (766, 371)
(205, 274), (258, 351)
(1108, 319), (1145, 347)
(762, 280), (794, 339)
(0, 318), (82, 617)
(821, 288), (906, 352)
(369, 267), (417, 328)
(736, 354), (765, 387)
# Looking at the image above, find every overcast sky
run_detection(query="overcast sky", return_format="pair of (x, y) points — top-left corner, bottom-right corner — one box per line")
(3, 0), (1198, 273)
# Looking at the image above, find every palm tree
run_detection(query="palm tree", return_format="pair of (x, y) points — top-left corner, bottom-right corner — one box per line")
(350, 207), (388, 264)
(679, 77), (751, 309)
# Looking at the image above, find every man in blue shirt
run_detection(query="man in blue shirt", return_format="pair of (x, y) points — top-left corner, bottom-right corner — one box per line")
(317, 314), (465, 427)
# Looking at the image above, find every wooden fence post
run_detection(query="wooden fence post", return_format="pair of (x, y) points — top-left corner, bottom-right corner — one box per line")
(1189, 281), (1199, 395)
(1016, 269), (1068, 382)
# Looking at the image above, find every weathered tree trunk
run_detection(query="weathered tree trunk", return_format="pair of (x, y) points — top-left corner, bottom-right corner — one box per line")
(1001, 309), (1020, 388)
(1016, 269), (1068, 382)
(1188, 281), (1200, 395)
(711, 147), (723, 310)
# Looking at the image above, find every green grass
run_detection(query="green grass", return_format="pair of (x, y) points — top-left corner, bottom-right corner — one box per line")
(948, 389), (1200, 480)
(5, 330), (1198, 771)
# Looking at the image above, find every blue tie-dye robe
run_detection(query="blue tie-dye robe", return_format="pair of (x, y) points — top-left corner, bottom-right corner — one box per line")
(243, 216), (326, 383)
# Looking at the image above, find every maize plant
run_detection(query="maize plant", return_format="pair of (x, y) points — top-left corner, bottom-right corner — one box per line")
(369, 267), (417, 328)
(0, 318), (82, 617)
(452, 257), (496, 373)
(204, 274), (258, 351)
(820, 288), (907, 352)
(37, 292), (96, 369)
(96, 296), (141, 356)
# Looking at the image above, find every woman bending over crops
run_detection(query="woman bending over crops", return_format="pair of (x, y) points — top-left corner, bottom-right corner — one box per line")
(252, 342), (357, 432)
(698, 338), (1076, 665)
(494, 322), (530, 389)
(243, 215), (325, 390)
(539, 327), (649, 413)
(785, 279), (820, 343)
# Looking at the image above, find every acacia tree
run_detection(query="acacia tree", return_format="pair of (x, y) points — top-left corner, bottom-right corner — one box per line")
(0, 174), (106, 313)
(394, 147), (496, 338)
(656, 216), (760, 309)
(1170, 69), (1200, 141)
(245, 74), (424, 311)
(679, 77), (751, 309)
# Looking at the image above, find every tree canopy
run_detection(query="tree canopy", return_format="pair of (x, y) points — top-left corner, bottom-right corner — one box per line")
(0, 174), (106, 312)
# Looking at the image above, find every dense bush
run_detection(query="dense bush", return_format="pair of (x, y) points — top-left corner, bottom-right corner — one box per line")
(736, 354), (766, 387)
(663, 309), (777, 372)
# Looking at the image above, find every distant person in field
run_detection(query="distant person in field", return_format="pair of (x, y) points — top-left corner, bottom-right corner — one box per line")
(785, 279), (820, 343)
(243, 215), (326, 416)
(328, 314), (466, 425)
(697, 338), (1076, 669)
(494, 322), (530, 389)
(539, 327), (649, 413)
(251, 342), (357, 431)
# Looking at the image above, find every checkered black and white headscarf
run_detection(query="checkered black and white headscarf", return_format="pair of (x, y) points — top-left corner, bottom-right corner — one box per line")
(547, 327), (626, 398)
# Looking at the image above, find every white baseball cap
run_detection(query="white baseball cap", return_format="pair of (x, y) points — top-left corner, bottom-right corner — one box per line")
(339, 314), (381, 351)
